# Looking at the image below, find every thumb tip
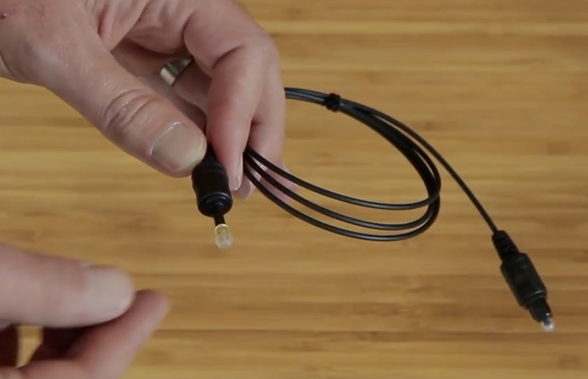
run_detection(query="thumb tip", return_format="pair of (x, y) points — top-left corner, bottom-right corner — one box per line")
(83, 264), (136, 321)
(150, 123), (207, 176)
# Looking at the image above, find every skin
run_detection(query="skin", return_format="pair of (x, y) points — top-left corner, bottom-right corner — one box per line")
(0, 242), (168, 378)
(0, 0), (291, 377)
(0, 0), (287, 195)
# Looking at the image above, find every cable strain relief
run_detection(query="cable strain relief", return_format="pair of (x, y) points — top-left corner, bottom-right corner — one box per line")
(492, 230), (520, 260)
(322, 93), (343, 112)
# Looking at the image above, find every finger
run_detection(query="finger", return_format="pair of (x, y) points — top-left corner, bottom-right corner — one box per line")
(180, 0), (282, 190)
(111, 40), (212, 111)
(246, 63), (286, 172)
(145, 71), (208, 130)
(69, 290), (168, 379)
(0, 243), (134, 328)
(111, 42), (209, 136)
(233, 64), (291, 200)
(0, 325), (18, 367)
(31, 31), (207, 177)
(172, 62), (212, 115)
(4, 291), (168, 379)
(112, 40), (186, 78)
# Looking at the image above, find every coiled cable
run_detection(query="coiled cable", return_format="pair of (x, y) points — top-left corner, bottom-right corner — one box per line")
(192, 86), (553, 332)
(243, 87), (498, 241)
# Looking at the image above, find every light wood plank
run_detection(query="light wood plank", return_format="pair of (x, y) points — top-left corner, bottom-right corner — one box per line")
(2, 1), (588, 378)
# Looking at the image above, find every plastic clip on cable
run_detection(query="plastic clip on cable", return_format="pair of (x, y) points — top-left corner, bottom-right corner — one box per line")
(189, 87), (553, 332)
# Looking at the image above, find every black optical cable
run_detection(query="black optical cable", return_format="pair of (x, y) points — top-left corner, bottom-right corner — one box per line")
(190, 86), (554, 333)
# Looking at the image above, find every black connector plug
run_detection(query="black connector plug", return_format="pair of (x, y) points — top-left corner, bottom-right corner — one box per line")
(191, 144), (234, 249)
(492, 230), (553, 332)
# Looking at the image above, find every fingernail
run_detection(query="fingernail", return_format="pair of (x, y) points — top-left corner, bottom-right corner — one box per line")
(231, 156), (243, 191)
(234, 179), (254, 200)
(83, 266), (135, 318)
(243, 180), (254, 199)
(151, 122), (206, 173)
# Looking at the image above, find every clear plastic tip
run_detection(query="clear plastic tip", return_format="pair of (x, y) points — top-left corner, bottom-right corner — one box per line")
(541, 317), (554, 333)
(214, 223), (233, 249)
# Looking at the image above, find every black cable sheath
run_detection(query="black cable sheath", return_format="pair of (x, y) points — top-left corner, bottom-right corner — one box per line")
(242, 87), (499, 241)
(195, 85), (552, 330)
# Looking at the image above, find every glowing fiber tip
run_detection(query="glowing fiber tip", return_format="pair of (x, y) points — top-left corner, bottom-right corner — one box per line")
(214, 223), (233, 249)
(541, 317), (554, 333)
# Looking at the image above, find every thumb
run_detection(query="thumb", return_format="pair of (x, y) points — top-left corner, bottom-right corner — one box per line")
(36, 36), (207, 177)
(0, 243), (134, 327)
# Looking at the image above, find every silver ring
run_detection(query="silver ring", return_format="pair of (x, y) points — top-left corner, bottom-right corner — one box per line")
(160, 57), (194, 86)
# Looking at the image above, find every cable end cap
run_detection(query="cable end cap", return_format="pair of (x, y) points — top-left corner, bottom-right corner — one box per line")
(541, 316), (555, 333)
(528, 297), (554, 333)
(214, 223), (233, 250)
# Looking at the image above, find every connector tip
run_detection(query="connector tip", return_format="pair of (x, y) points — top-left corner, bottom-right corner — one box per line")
(214, 223), (233, 249)
(541, 317), (554, 333)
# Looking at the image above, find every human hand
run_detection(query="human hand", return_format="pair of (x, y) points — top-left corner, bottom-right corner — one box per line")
(0, 243), (168, 378)
(0, 0), (287, 199)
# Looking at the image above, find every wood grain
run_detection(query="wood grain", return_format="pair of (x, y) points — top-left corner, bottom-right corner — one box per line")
(2, 1), (588, 378)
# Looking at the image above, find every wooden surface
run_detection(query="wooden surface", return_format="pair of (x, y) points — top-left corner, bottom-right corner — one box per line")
(2, 1), (588, 378)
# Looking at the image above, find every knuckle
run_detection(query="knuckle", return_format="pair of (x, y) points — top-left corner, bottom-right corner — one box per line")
(101, 87), (158, 141)
(251, 31), (279, 61)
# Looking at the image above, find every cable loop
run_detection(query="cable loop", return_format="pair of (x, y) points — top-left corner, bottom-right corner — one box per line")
(242, 87), (498, 241)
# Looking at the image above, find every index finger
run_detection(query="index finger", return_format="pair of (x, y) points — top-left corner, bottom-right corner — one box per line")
(0, 243), (134, 327)
(182, 0), (282, 190)
(0, 291), (167, 379)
